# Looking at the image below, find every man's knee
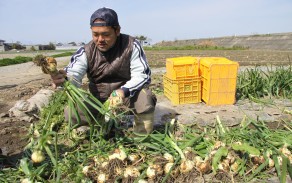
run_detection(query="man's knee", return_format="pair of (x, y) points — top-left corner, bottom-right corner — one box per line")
(133, 88), (157, 114)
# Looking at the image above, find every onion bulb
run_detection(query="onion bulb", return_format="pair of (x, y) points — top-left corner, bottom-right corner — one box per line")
(97, 173), (108, 183)
(164, 162), (174, 174)
(128, 154), (140, 163)
(180, 159), (194, 173)
(146, 164), (163, 179)
(268, 158), (275, 168)
(197, 161), (212, 174)
(31, 150), (45, 163)
(277, 156), (283, 166)
(109, 148), (127, 161)
(124, 166), (140, 178)
(163, 153), (174, 163)
(194, 156), (203, 167)
(230, 161), (239, 173)
(251, 156), (265, 165)
(21, 178), (32, 183)
(218, 161), (230, 171)
(280, 145), (291, 156)
(82, 165), (91, 176)
(138, 180), (148, 183)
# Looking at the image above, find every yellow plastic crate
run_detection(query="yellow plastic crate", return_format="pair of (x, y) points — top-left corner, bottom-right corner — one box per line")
(166, 57), (199, 79)
(199, 57), (239, 106)
(163, 75), (201, 105)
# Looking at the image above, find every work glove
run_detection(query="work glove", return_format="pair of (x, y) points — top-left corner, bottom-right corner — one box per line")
(109, 89), (125, 108)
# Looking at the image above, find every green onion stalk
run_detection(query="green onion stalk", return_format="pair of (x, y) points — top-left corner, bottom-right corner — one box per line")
(34, 56), (117, 138)
(28, 56), (120, 181)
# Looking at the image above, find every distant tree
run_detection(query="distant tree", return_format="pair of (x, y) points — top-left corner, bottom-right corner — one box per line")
(135, 35), (147, 46)
(48, 42), (56, 50)
(30, 46), (36, 51)
(11, 43), (25, 50)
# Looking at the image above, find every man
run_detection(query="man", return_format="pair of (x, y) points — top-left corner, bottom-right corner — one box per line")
(51, 7), (156, 134)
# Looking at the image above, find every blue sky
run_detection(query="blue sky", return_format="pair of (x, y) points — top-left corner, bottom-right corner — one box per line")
(1, 0), (291, 45)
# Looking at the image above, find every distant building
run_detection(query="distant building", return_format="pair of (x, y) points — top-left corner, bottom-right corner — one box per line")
(38, 44), (55, 50)
(3, 43), (26, 51)
(0, 40), (5, 52)
(56, 42), (63, 46)
(0, 40), (5, 46)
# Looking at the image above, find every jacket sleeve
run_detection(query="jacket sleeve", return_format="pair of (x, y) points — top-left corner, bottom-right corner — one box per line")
(121, 39), (151, 97)
(64, 47), (88, 87)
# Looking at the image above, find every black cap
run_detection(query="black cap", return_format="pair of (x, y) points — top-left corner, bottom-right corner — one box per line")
(90, 7), (119, 27)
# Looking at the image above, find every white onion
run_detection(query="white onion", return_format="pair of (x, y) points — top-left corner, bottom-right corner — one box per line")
(163, 153), (174, 163)
(180, 159), (194, 173)
(164, 162), (174, 174)
(31, 150), (45, 163)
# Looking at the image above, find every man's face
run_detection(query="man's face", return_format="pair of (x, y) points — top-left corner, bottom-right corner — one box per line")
(91, 23), (120, 52)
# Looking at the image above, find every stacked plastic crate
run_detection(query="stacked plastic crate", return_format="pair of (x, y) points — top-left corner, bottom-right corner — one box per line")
(163, 56), (239, 106)
(199, 57), (239, 106)
(163, 57), (201, 105)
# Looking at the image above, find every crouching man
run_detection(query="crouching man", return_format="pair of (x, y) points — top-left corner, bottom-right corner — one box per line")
(51, 7), (156, 134)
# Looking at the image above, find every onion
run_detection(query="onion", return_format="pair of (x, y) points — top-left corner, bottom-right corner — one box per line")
(128, 154), (139, 163)
(146, 164), (163, 179)
(180, 159), (194, 173)
(277, 156), (283, 166)
(209, 150), (217, 157)
(194, 156), (203, 167)
(231, 161), (239, 173)
(138, 179), (148, 183)
(265, 149), (273, 158)
(31, 150), (45, 163)
(183, 147), (192, 155)
(214, 141), (225, 150)
(251, 156), (265, 165)
(268, 158), (275, 168)
(33, 129), (40, 137)
(164, 162), (174, 174)
(146, 166), (156, 179)
(218, 161), (230, 171)
(280, 145), (291, 156)
(226, 152), (236, 164)
(124, 166), (140, 178)
(21, 178), (32, 183)
(97, 173), (108, 183)
(108, 148), (127, 161)
(93, 156), (106, 166)
(197, 161), (212, 174)
(163, 153), (174, 163)
(101, 161), (109, 168)
(82, 165), (91, 176)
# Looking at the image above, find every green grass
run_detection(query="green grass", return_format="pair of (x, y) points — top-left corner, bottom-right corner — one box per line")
(50, 52), (74, 58)
(0, 56), (32, 66)
(0, 52), (74, 67)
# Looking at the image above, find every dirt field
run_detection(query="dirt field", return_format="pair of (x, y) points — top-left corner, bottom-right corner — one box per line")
(0, 50), (292, 169)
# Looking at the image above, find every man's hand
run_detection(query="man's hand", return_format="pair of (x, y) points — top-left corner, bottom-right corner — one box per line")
(109, 89), (125, 108)
(51, 69), (67, 88)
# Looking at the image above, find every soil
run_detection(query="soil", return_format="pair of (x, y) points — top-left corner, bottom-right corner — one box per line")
(0, 53), (292, 178)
